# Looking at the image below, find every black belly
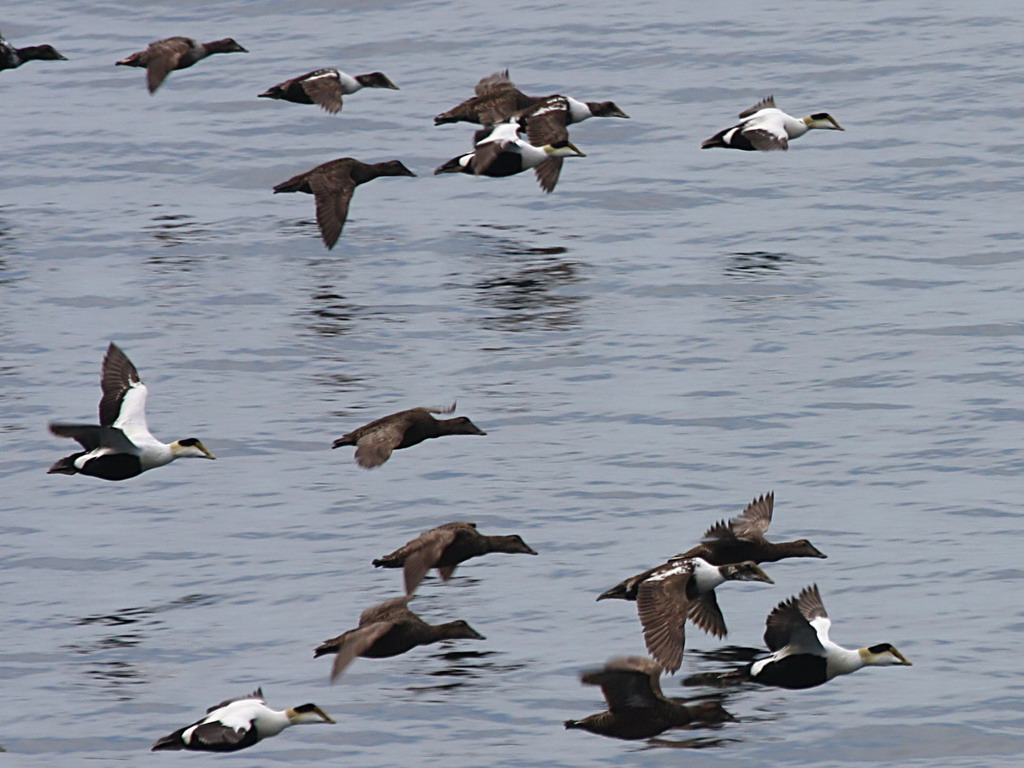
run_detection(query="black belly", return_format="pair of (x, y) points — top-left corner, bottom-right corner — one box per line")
(475, 153), (526, 178)
(752, 654), (828, 689)
(81, 454), (144, 481)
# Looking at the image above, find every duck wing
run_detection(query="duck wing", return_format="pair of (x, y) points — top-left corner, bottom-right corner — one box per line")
(328, 621), (395, 681)
(727, 492), (774, 541)
(144, 37), (190, 93)
(738, 95), (775, 118)
(636, 564), (695, 673)
(582, 656), (666, 711)
(764, 584), (826, 654)
(205, 688), (265, 714)
(301, 70), (343, 114)
(309, 174), (356, 250)
(351, 415), (409, 467)
(99, 343), (147, 429)
(399, 526), (460, 594)
(686, 589), (728, 639)
(49, 423), (138, 453)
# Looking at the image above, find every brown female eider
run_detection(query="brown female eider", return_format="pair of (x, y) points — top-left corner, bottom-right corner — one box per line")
(565, 656), (734, 739)
(597, 492), (825, 601)
(373, 521), (537, 594)
(313, 596), (484, 682)
(273, 158), (415, 249)
(331, 403), (485, 467)
(115, 36), (247, 93)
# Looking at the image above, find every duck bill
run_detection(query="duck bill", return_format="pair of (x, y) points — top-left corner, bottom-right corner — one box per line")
(892, 649), (912, 666)
(567, 141), (586, 157)
(829, 117), (845, 130)
(747, 565), (773, 584)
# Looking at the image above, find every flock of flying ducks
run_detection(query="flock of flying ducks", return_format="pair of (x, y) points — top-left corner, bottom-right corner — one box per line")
(3, 30), (845, 252)
(9, 19), (874, 755)
(44, 343), (911, 749)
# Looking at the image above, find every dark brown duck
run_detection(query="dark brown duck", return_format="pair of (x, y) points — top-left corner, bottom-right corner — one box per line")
(273, 158), (415, 249)
(373, 521), (537, 594)
(564, 656), (735, 740)
(597, 492), (825, 601)
(331, 403), (485, 467)
(313, 596), (484, 682)
(115, 36), (247, 93)
(0, 31), (66, 71)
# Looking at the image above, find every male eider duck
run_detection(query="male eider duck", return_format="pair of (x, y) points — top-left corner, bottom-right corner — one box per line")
(152, 688), (333, 752)
(701, 96), (843, 151)
(331, 403), (485, 468)
(314, 595), (485, 682)
(273, 158), (415, 249)
(498, 95), (627, 192)
(373, 521), (537, 594)
(599, 493), (825, 602)
(115, 36), (247, 93)
(0, 30), (66, 71)
(435, 120), (585, 193)
(747, 584), (911, 688)
(258, 68), (398, 114)
(48, 343), (215, 481)
(601, 557), (772, 674)
(565, 656), (734, 740)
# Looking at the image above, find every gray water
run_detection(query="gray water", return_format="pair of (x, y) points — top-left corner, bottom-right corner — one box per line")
(2, 0), (1023, 765)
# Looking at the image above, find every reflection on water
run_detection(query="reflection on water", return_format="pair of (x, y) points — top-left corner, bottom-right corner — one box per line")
(724, 251), (796, 278)
(144, 207), (213, 249)
(452, 224), (587, 332)
(305, 286), (359, 338)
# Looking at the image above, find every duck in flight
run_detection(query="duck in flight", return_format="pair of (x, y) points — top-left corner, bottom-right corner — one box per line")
(48, 343), (214, 481)
(115, 36), (247, 93)
(0, 30), (66, 71)
(273, 158), (415, 249)
(152, 688), (333, 752)
(372, 521), (537, 594)
(434, 120), (585, 193)
(314, 595), (485, 682)
(748, 584), (912, 688)
(258, 68), (398, 114)
(701, 96), (843, 151)
(565, 656), (734, 739)
(331, 403), (485, 468)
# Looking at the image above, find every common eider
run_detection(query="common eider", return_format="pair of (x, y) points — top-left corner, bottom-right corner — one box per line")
(747, 584), (911, 688)
(433, 70), (540, 125)
(564, 656), (734, 740)
(0, 31), (66, 70)
(151, 688), (333, 752)
(500, 95), (627, 192)
(603, 557), (773, 674)
(258, 68), (398, 114)
(372, 521), (537, 594)
(48, 343), (215, 481)
(273, 158), (415, 249)
(434, 120), (585, 193)
(330, 403), (485, 468)
(701, 96), (843, 151)
(115, 36), (247, 93)
(598, 493), (825, 601)
(314, 595), (485, 682)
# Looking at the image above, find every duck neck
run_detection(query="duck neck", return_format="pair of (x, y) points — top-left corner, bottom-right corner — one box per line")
(690, 558), (726, 594)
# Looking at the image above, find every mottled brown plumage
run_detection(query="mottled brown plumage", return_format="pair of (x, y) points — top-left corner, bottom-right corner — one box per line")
(373, 521), (537, 593)
(331, 404), (485, 467)
(273, 158), (415, 249)
(434, 70), (541, 126)
(564, 656), (735, 739)
(313, 596), (484, 682)
(115, 36), (247, 93)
